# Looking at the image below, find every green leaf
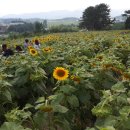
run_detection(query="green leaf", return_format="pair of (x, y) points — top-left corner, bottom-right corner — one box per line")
(2, 81), (12, 87)
(123, 117), (130, 129)
(53, 105), (68, 113)
(85, 128), (96, 130)
(35, 97), (45, 104)
(60, 85), (77, 94)
(95, 116), (117, 128)
(4, 90), (12, 101)
(119, 106), (130, 119)
(78, 90), (91, 104)
(12, 74), (29, 86)
(33, 111), (48, 129)
(0, 122), (31, 130)
(92, 105), (112, 117)
(97, 126), (115, 130)
(23, 104), (34, 110)
(5, 107), (32, 123)
(53, 116), (71, 130)
(116, 94), (127, 104)
(49, 93), (64, 105)
(111, 82), (126, 93)
(67, 95), (79, 107)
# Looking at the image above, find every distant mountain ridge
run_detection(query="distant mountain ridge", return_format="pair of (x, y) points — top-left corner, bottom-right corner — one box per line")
(1, 10), (82, 19)
(1, 9), (125, 19)
(114, 15), (127, 22)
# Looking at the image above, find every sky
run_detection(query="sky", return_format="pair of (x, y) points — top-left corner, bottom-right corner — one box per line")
(0, 0), (129, 17)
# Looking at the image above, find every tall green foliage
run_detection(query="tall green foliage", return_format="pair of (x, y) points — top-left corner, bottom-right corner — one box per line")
(79, 3), (113, 30)
(79, 6), (96, 30)
(34, 21), (43, 33)
(122, 10), (130, 29)
(7, 20), (48, 34)
(7, 23), (34, 33)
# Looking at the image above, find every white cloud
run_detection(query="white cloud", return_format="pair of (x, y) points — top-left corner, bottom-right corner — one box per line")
(0, 0), (129, 16)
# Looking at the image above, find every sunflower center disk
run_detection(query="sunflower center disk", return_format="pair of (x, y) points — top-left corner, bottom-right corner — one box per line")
(31, 50), (36, 54)
(57, 70), (65, 77)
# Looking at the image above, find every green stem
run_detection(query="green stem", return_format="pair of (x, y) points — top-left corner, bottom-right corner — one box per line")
(48, 112), (51, 130)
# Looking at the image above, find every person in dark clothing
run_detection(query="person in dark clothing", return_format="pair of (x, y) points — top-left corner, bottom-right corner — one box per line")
(2, 44), (14, 57)
(16, 45), (23, 52)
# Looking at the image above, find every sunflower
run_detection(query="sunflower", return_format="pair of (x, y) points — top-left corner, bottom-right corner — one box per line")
(53, 67), (69, 81)
(122, 73), (130, 80)
(29, 48), (38, 56)
(4, 60), (12, 65)
(111, 67), (123, 75)
(39, 105), (53, 112)
(71, 75), (80, 83)
(102, 63), (113, 69)
(43, 47), (53, 53)
(96, 55), (103, 61)
(28, 46), (33, 50)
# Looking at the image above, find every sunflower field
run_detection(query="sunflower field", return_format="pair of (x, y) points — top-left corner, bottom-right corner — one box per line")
(0, 31), (130, 130)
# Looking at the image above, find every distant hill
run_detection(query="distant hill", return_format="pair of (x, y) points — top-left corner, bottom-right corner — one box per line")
(114, 15), (127, 23)
(48, 17), (79, 26)
(0, 17), (80, 27)
(1, 10), (82, 19)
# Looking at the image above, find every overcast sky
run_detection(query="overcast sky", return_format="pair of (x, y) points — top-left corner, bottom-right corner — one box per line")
(0, 0), (129, 16)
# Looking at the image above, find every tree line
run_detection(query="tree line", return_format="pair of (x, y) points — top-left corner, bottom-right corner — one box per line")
(7, 21), (78, 37)
(7, 20), (47, 34)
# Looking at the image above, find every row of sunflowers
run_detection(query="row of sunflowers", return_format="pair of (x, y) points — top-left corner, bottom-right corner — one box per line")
(0, 31), (130, 130)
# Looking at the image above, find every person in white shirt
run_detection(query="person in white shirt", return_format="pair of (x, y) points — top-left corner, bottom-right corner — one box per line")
(34, 39), (40, 50)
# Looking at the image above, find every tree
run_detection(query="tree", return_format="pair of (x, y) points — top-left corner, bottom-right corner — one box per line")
(43, 20), (47, 28)
(42, 20), (48, 33)
(34, 21), (43, 33)
(122, 10), (130, 29)
(79, 6), (95, 30)
(125, 17), (130, 29)
(79, 3), (113, 30)
(34, 20), (48, 33)
(94, 3), (112, 30)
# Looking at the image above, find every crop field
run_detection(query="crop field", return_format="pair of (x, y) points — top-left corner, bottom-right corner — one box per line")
(0, 31), (130, 130)
(47, 19), (79, 27)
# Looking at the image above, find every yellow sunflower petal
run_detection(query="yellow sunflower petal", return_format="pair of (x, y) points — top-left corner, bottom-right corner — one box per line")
(29, 49), (38, 56)
(53, 67), (69, 81)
